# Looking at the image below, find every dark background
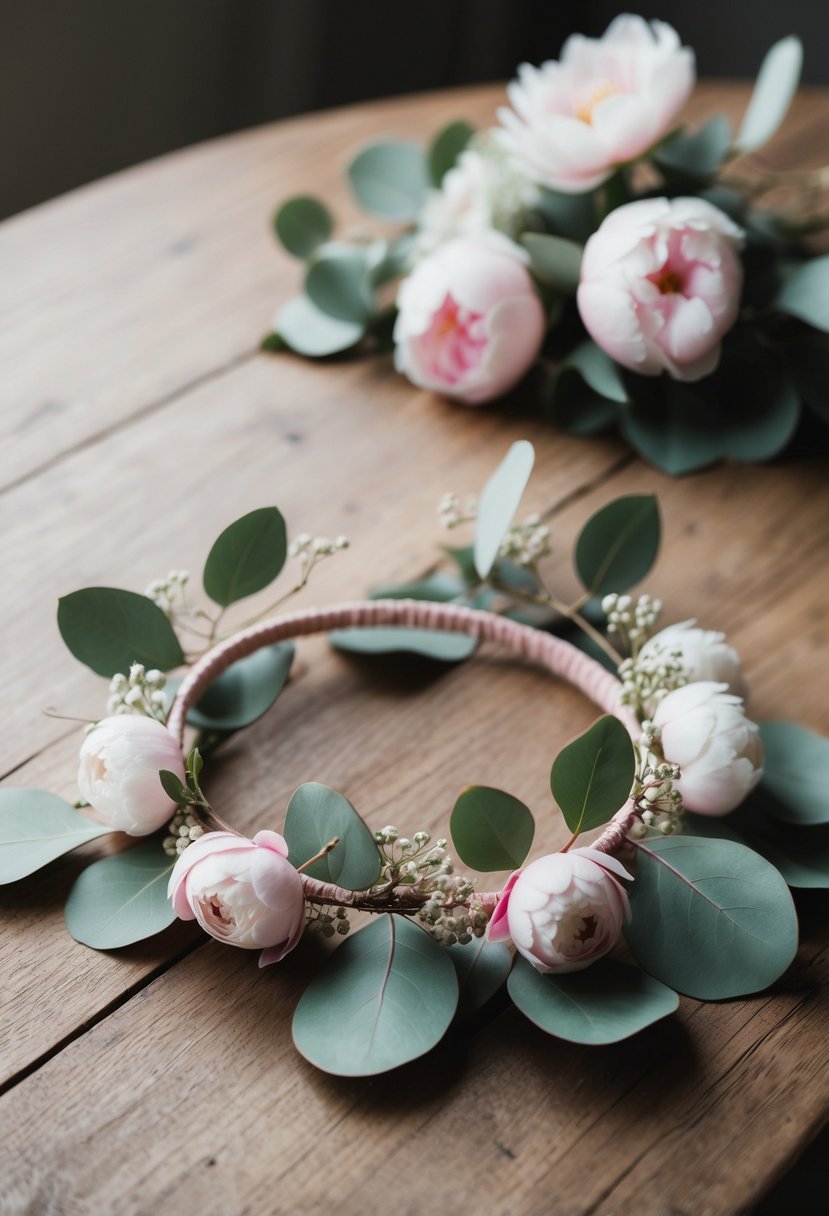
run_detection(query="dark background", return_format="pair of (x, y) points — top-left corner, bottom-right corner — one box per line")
(1, 0), (827, 220)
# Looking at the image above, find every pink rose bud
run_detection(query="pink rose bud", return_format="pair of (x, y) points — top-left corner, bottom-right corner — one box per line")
(497, 16), (695, 193)
(77, 715), (186, 836)
(168, 830), (305, 966)
(577, 197), (744, 382)
(653, 682), (763, 816)
(487, 847), (631, 974)
(393, 234), (545, 405)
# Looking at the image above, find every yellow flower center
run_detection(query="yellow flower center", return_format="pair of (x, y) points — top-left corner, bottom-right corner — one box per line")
(575, 83), (619, 125)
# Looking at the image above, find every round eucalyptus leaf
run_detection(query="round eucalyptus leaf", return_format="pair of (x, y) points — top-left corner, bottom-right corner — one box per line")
(305, 244), (374, 324)
(777, 256), (829, 333)
(686, 809), (829, 891)
(292, 915), (459, 1076)
(58, 587), (185, 677)
(347, 140), (430, 221)
(283, 782), (380, 891)
(428, 120), (475, 186)
(622, 381), (726, 475)
(275, 296), (365, 357)
(550, 341), (626, 436)
(521, 233), (583, 294)
(65, 842), (176, 949)
(202, 507), (287, 607)
(625, 836), (798, 998)
(448, 937), (513, 1020)
(330, 626), (477, 662)
(0, 790), (112, 884)
(655, 115), (732, 180)
(758, 721), (829, 825)
(474, 440), (535, 579)
(736, 36), (803, 154)
(574, 494), (660, 597)
(551, 715), (635, 836)
(535, 187), (598, 243)
(183, 644), (295, 733)
(370, 571), (468, 603)
(273, 195), (333, 259)
(508, 955), (679, 1045)
(450, 786), (535, 872)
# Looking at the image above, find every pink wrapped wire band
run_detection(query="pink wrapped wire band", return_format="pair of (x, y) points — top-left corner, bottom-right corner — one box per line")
(169, 600), (640, 912)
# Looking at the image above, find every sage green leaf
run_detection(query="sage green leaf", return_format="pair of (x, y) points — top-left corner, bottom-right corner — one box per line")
(276, 295), (365, 356)
(448, 937), (513, 1020)
(283, 782), (380, 891)
(575, 494), (660, 597)
(184, 644), (294, 733)
(329, 626), (477, 662)
(58, 587), (185, 677)
(536, 188), (597, 243)
(758, 721), (829, 825)
(292, 915), (459, 1076)
(65, 842), (176, 949)
(521, 233), (583, 294)
(451, 786), (534, 872)
(625, 836), (798, 998)
(777, 257), (829, 332)
(428, 120), (475, 186)
(273, 195), (334, 259)
(551, 341), (626, 436)
(347, 140), (430, 221)
(474, 440), (535, 579)
(305, 244), (374, 324)
(508, 955), (678, 1045)
(202, 507), (287, 607)
(551, 716), (635, 836)
(686, 809), (829, 891)
(655, 116), (732, 180)
(559, 341), (627, 404)
(370, 570), (467, 603)
(0, 790), (112, 884)
(736, 36), (803, 154)
(622, 383), (725, 475)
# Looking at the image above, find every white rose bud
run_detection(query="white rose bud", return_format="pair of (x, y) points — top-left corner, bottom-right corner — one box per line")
(654, 682), (763, 816)
(640, 619), (746, 696)
(77, 715), (186, 836)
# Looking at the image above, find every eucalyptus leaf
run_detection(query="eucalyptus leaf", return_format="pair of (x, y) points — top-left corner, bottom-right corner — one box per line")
(347, 140), (430, 221)
(655, 116), (732, 180)
(305, 244), (374, 324)
(275, 296), (365, 357)
(622, 381), (726, 475)
(292, 915), (459, 1075)
(521, 233), (583, 294)
(65, 842), (176, 949)
(448, 937), (513, 1020)
(370, 571), (468, 603)
(550, 341), (626, 436)
(58, 587), (185, 677)
(283, 782), (380, 891)
(625, 836), (798, 998)
(474, 440), (535, 579)
(508, 955), (678, 1045)
(451, 786), (534, 872)
(536, 188), (597, 243)
(0, 790), (112, 884)
(273, 195), (334, 259)
(551, 716), (635, 836)
(330, 626), (477, 662)
(686, 809), (829, 891)
(758, 721), (829, 825)
(736, 36), (803, 154)
(202, 507), (287, 607)
(428, 120), (475, 186)
(777, 257), (829, 333)
(184, 644), (294, 733)
(575, 494), (660, 597)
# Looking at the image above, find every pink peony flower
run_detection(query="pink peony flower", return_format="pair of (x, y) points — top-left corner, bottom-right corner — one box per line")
(168, 830), (306, 966)
(497, 15), (695, 193)
(654, 681), (763, 816)
(77, 715), (185, 836)
(393, 234), (545, 404)
(577, 197), (744, 381)
(487, 847), (631, 973)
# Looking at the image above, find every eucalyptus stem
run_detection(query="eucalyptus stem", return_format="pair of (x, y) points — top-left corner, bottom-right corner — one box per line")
(489, 573), (622, 667)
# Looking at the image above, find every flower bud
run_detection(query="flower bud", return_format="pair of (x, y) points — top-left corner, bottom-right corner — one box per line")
(77, 715), (185, 836)
(639, 620), (746, 697)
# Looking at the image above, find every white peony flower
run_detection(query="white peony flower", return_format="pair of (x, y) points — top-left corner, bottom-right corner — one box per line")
(78, 714), (185, 836)
(640, 619), (746, 697)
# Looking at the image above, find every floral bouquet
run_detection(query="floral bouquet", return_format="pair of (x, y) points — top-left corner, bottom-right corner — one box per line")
(263, 16), (829, 475)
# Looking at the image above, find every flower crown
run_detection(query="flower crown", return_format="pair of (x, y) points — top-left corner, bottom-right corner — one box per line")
(2, 443), (825, 1076)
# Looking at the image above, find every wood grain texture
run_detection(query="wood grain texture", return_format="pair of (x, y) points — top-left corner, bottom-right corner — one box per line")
(2, 80), (828, 1215)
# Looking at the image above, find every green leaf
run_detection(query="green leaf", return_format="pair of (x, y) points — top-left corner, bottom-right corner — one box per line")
(448, 937), (513, 1020)
(347, 140), (430, 221)
(474, 440), (535, 579)
(758, 721), (829, 826)
(622, 381), (726, 475)
(305, 244), (374, 324)
(575, 494), (661, 598)
(521, 233), (583, 294)
(625, 836), (798, 998)
(450, 786), (535, 872)
(202, 507), (287, 607)
(159, 770), (192, 805)
(283, 782), (380, 891)
(292, 915), (458, 1076)
(58, 588), (185, 678)
(777, 257), (829, 333)
(551, 716), (635, 836)
(508, 955), (678, 1045)
(428, 120), (475, 186)
(736, 36), (803, 154)
(65, 842), (176, 949)
(655, 116), (732, 180)
(371, 571), (468, 603)
(686, 809), (829, 891)
(550, 341), (627, 437)
(559, 341), (627, 405)
(536, 188), (598, 243)
(0, 790), (112, 884)
(329, 626), (477, 662)
(273, 195), (334, 259)
(184, 644), (294, 733)
(260, 331), (286, 353)
(276, 295), (365, 357)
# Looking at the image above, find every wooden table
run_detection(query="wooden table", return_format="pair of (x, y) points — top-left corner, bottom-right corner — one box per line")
(1, 81), (828, 1216)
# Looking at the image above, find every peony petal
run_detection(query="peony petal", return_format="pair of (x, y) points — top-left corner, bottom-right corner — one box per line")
(486, 869), (521, 943)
